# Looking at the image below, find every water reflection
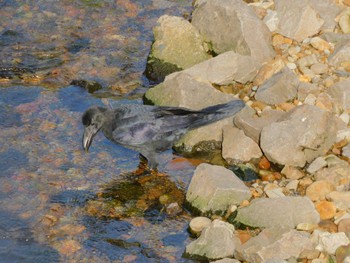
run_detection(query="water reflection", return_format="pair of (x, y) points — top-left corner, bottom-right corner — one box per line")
(0, 85), (196, 262)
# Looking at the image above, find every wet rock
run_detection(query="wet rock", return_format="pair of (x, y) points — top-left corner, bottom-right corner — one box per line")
(255, 68), (299, 105)
(189, 216), (212, 236)
(312, 230), (350, 254)
(146, 15), (211, 81)
(145, 72), (237, 109)
(306, 180), (335, 201)
(185, 219), (240, 260)
(275, 0), (324, 42)
(222, 126), (262, 163)
(234, 107), (285, 143)
(260, 105), (342, 167)
(235, 197), (320, 228)
(236, 227), (313, 263)
(327, 77), (350, 113)
(186, 163), (251, 214)
(192, 0), (274, 63)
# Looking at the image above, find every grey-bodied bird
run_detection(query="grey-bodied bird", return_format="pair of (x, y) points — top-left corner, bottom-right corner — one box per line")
(82, 99), (245, 170)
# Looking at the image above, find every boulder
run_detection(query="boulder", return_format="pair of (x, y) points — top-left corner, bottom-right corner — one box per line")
(146, 15), (211, 81)
(192, 0), (274, 63)
(145, 72), (236, 109)
(222, 126), (262, 163)
(255, 67), (299, 105)
(275, 0), (324, 42)
(236, 227), (313, 263)
(186, 163), (251, 214)
(234, 107), (285, 143)
(185, 219), (240, 260)
(327, 77), (350, 113)
(235, 196), (320, 228)
(260, 105), (343, 167)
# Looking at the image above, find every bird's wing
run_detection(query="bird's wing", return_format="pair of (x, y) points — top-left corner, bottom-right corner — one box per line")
(109, 105), (199, 148)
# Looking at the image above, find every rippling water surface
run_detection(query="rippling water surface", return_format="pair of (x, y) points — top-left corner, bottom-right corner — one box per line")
(0, 1), (198, 262)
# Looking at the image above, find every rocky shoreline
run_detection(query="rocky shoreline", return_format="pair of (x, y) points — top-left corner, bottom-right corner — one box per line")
(145, 0), (350, 262)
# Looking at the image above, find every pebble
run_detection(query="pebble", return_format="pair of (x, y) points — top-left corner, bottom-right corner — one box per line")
(286, 62), (297, 70)
(189, 217), (212, 236)
(281, 165), (305, 180)
(306, 180), (335, 201)
(310, 37), (331, 51)
(315, 201), (337, 220)
(338, 218), (350, 233)
(258, 156), (271, 170)
(310, 63), (328, 75)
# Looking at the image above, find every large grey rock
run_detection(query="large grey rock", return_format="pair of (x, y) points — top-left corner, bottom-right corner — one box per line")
(174, 117), (232, 153)
(184, 51), (261, 85)
(235, 197), (320, 228)
(275, 0), (324, 42)
(186, 163), (251, 214)
(327, 77), (350, 113)
(236, 227), (313, 263)
(255, 67), (299, 105)
(309, 0), (342, 32)
(192, 0), (274, 63)
(234, 107), (286, 143)
(260, 105), (342, 167)
(222, 126), (262, 163)
(185, 219), (240, 260)
(151, 15), (210, 68)
(145, 72), (236, 109)
(315, 156), (350, 186)
(328, 40), (350, 68)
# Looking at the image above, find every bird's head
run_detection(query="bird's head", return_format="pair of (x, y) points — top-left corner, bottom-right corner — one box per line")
(82, 107), (107, 152)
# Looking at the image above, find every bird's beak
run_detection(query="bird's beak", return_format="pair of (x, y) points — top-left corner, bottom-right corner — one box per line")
(82, 125), (98, 152)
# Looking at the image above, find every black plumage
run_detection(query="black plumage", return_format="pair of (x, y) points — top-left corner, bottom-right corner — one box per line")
(82, 99), (245, 169)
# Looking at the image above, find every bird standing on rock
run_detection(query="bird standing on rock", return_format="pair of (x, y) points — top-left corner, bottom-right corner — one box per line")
(82, 99), (245, 170)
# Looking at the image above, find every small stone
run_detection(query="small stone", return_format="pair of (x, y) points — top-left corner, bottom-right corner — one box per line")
(281, 165), (305, 180)
(315, 201), (337, 220)
(287, 62), (297, 70)
(285, 180), (299, 191)
(307, 156), (328, 174)
(318, 220), (338, 233)
(258, 156), (271, 170)
(310, 37), (331, 51)
(306, 180), (335, 201)
(296, 222), (318, 232)
(189, 217), (212, 236)
(310, 63), (328, 75)
(338, 218), (350, 233)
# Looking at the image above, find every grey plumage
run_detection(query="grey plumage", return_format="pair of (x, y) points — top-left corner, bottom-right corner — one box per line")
(82, 99), (245, 169)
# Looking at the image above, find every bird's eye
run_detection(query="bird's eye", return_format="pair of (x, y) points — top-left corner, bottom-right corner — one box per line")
(82, 113), (91, 126)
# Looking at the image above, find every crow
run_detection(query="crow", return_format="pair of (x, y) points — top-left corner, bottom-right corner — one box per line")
(82, 99), (245, 170)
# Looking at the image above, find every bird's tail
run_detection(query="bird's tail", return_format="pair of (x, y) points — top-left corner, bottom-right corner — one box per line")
(192, 99), (246, 128)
